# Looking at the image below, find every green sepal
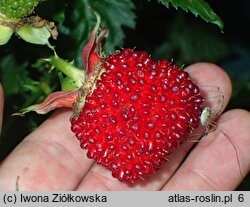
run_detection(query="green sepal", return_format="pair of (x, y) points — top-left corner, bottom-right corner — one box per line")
(16, 25), (52, 46)
(0, 24), (14, 45)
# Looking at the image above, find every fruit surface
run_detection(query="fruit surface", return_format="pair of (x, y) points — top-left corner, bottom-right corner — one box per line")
(0, 0), (39, 19)
(71, 48), (204, 182)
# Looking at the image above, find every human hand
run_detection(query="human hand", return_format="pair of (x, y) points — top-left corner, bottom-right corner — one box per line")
(0, 63), (249, 191)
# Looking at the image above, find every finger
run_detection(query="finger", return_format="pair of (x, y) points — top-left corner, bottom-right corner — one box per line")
(0, 83), (4, 135)
(186, 62), (232, 114)
(183, 62), (232, 141)
(75, 63), (233, 190)
(163, 109), (250, 190)
(0, 109), (94, 190)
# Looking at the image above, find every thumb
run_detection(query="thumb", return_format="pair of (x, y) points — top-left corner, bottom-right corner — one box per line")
(0, 83), (4, 135)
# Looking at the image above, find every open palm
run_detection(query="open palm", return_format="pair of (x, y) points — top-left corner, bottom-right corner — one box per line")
(0, 63), (249, 191)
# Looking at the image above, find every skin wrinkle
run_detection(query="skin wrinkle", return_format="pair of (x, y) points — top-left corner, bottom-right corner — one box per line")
(41, 135), (86, 175)
(90, 171), (116, 191)
(158, 145), (197, 191)
(187, 166), (221, 190)
(159, 146), (192, 189)
(158, 136), (207, 191)
(20, 138), (82, 190)
(75, 161), (96, 189)
(78, 169), (118, 191)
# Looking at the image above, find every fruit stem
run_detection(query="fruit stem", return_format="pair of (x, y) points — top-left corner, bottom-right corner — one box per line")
(48, 55), (85, 88)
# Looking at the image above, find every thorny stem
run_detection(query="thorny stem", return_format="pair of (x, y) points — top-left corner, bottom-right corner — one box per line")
(48, 55), (85, 89)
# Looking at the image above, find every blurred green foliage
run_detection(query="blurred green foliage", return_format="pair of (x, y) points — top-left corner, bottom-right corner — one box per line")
(0, 0), (249, 189)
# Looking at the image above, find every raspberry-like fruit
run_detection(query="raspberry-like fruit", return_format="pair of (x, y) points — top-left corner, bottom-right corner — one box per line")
(0, 0), (39, 19)
(23, 13), (205, 182)
(71, 48), (204, 182)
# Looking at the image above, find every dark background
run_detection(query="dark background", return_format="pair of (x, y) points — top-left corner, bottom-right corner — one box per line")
(0, 0), (249, 190)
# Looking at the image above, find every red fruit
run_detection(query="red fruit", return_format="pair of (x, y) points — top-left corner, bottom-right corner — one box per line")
(23, 13), (204, 182)
(71, 48), (204, 182)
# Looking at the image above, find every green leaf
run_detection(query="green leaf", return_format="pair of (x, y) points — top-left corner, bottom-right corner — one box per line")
(0, 54), (54, 106)
(0, 54), (29, 97)
(153, 14), (229, 64)
(90, 0), (136, 52)
(159, 0), (224, 30)
(59, 0), (136, 66)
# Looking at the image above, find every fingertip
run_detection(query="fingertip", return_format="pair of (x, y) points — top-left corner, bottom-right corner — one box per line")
(186, 62), (232, 96)
(185, 62), (232, 111)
